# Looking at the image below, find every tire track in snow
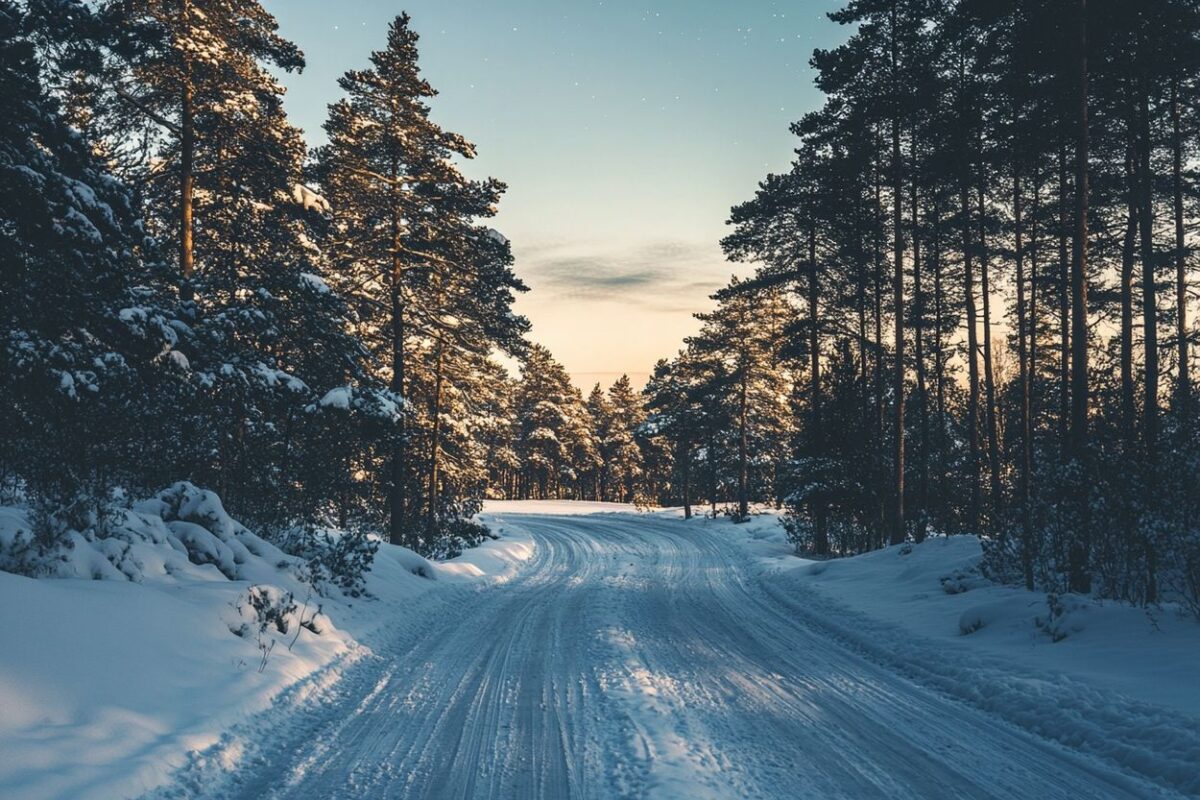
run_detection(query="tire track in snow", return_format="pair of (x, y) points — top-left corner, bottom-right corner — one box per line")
(148, 512), (1189, 800)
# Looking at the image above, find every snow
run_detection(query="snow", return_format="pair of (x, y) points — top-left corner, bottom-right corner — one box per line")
(291, 184), (330, 214)
(145, 505), (1199, 799)
(724, 518), (1200, 716)
(298, 272), (331, 294)
(0, 494), (534, 800)
(317, 385), (352, 409)
(4, 499), (1198, 799)
(166, 349), (190, 371)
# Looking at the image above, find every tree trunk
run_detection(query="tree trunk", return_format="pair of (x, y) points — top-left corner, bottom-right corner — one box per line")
(681, 443), (692, 520)
(891, 115), (906, 546)
(1014, 167), (1035, 591)
(932, 195), (947, 527)
(426, 336), (446, 536)
(874, 162), (886, 546)
(387, 152), (408, 547)
(1068, 0), (1091, 593)
(808, 226), (829, 555)
(1121, 150), (1137, 437)
(1137, 83), (1159, 459)
(1173, 76), (1190, 411)
(912, 139), (929, 545)
(1058, 147), (1072, 444)
(179, 0), (195, 304)
(1136, 66), (1159, 604)
(978, 179), (1002, 522)
(709, 433), (718, 517)
(962, 180), (982, 536)
(737, 365), (749, 521)
(1030, 169), (1040, 431)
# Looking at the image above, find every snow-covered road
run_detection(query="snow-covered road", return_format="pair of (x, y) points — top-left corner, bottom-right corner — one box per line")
(173, 511), (1184, 800)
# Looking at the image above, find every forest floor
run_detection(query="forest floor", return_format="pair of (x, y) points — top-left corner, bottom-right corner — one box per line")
(127, 502), (1199, 800)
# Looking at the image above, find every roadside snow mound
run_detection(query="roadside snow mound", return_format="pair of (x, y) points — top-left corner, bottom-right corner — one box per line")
(0, 490), (536, 800)
(0, 482), (308, 588)
(726, 528), (1200, 796)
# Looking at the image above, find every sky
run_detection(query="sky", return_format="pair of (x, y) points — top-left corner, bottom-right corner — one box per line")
(265, 0), (847, 389)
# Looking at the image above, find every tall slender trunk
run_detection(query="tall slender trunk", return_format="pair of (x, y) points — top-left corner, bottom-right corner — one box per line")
(874, 163), (886, 545)
(875, 166), (886, 447)
(808, 226), (829, 555)
(178, 0), (195, 303)
(681, 444), (692, 520)
(1014, 167), (1035, 590)
(932, 195), (947, 527)
(737, 363), (749, 521)
(1068, 0), (1091, 593)
(1030, 168), (1040, 432)
(889, 2), (905, 546)
(426, 336), (446, 535)
(1121, 149), (1138, 437)
(978, 179), (1002, 521)
(387, 151), (408, 547)
(1136, 64), (1159, 604)
(709, 433), (718, 516)
(1137, 83), (1159, 458)
(1173, 77), (1190, 411)
(1058, 147), (1072, 444)
(962, 180), (982, 536)
(912, 139), (929, 544)
(857, 191), (870, 389)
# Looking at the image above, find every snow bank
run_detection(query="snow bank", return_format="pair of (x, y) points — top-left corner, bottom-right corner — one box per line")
(0, 492), (536, 800)
(439, 511), (535, 582)
(752, 531), (1200, 715)
(697, 512), (1200, 795)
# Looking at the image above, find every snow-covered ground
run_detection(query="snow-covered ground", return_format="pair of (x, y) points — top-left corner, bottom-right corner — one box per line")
(4, 499), (1198, 799)
(0, 496), (533, 800)
(731, 519), (1200, 715)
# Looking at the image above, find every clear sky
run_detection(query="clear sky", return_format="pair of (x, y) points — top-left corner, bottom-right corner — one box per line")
(265, 0), (846, 389)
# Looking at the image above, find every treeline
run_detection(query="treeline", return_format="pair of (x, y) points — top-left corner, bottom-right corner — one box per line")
(1, 2), (527, 559)
(647, 0), (1200, 614)
(480, 346), (665, 505)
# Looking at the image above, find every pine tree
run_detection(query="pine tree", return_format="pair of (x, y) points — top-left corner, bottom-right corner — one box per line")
(314, 15), (524, 547)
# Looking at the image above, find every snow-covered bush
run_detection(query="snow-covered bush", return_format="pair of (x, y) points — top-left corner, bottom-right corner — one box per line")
(1036, 592), (1091, 642)
(277, 526), (379, 598)
(427, 517), (493, 561)
(228, 584), (297, 638)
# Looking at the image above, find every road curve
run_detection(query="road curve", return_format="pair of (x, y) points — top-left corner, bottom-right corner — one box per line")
(193, 512), (1180, 800)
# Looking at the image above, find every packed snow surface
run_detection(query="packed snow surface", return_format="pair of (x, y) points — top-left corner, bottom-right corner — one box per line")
(118, 502), (1198, 800)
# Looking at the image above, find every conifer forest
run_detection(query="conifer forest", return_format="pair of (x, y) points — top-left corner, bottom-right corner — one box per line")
(3, 2), (1200, 799)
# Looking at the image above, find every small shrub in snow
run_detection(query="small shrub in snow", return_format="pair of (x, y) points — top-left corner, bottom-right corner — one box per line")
(229, 585), (297, 638)
(940, 568), (988, 595)
(278, 526), (379, 598)
(1036, 592), (1090, 642)
(427, 518), (492, 561)
(781, 514), (811, 554)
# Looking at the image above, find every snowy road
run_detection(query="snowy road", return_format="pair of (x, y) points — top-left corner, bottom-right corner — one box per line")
(179, 512), (1184, 800)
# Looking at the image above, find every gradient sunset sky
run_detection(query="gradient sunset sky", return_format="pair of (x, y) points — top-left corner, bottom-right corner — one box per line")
(266, 0), (845, 388)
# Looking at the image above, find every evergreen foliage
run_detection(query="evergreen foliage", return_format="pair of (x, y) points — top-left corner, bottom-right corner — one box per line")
(647, 0), (1200, 613)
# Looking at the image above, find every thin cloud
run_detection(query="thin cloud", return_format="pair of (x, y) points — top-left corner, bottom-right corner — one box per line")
(515, 239), (732, 311)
